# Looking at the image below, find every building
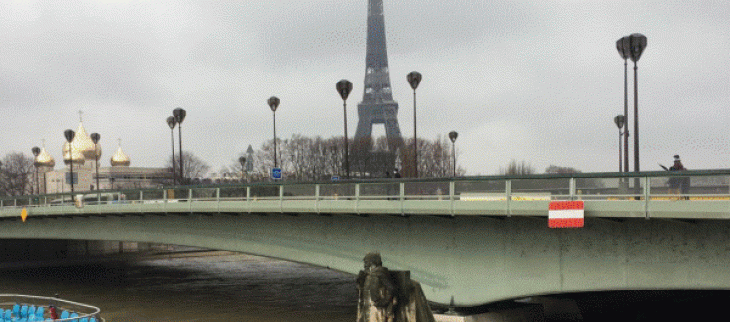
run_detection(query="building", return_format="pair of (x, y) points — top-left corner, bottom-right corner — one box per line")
(35, 119), (172, 194)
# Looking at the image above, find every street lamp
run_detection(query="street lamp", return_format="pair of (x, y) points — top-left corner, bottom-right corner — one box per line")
(616, 36), (631, 173)
(32, 146), (41, 194)
(64, 129), (76, 194)
(628, 33), (647, 172)
(173, 107), (186, 183)
(407, 71), (422, 177)
(238, 156), (246, 181)
(448, 131), (458, 177)
(267, 96), (280, 169)
(613, 115), (626, 172)
(336, 80), (353, 179)
(90, 133), (100, 190)
(167, 116), (177, 185)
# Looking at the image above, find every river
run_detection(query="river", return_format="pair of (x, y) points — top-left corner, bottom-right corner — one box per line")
(2, 251), (727, 321)
(0, 251), (357, 321)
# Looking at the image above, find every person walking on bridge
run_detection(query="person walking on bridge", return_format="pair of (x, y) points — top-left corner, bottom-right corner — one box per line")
(668, 155), (689, 200)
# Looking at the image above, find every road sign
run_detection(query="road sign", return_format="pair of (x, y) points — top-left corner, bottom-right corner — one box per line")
(548, 201), (584, 228)
(331, 176), (340, 181)
(271, 167), (282, 180)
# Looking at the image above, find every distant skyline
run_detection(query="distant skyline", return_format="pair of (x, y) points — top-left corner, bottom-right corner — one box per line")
(2, 1), (729, 175)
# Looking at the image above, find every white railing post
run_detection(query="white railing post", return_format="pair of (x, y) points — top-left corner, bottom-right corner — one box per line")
(279, 185), (284, 213)
(569, 177), (576, 200)
(449, 180), (455, 216)
(644, 176), (650, 219)
(216, 188), (220, 213)
(315, 184), (320, 214)
(505, 179), (512, 216)
(355, 183), (360, 215)
(246, 186), (251, 213)
(400, 182), (405, 215)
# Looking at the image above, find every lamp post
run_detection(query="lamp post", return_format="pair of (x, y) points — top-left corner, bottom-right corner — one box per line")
(173, 107), (186, 183)
(267, 96), (280, 169)
(628, 33), (647, 173)
(336, 80), (353, 179)
(616, 36), (631, 173)
(238, 156), (246, 181)
(448, 131), (458, 177)
(167, 116), (177, 185)
(32, 146), (40, 194)
(64, 129), (75, 194)
(614, 115), (626, 172)
(407, 71), (422, 177)
(90, 133), (100, 190)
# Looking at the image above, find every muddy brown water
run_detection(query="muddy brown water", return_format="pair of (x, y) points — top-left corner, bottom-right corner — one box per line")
(0, 252), (357, 321)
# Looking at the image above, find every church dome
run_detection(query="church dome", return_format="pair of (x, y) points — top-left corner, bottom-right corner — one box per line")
(73, 122), (98, 160)
(62, 121), (100, 162)
(62, 142), (86, 165)
(34, 147), (55, 168)
(111, 146), (131, 167)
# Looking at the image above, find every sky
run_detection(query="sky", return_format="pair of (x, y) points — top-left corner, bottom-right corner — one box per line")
(2, 0), (729, 176)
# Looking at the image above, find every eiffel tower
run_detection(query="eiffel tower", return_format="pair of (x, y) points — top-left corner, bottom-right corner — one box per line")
(353, 0), (403, 176)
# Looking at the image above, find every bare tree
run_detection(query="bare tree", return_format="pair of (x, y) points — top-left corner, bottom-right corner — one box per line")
(240, 134), (468, 182)
(167, 151), (210, 183)
(499, 159), (535, 175)
(0, 152), (34, 196)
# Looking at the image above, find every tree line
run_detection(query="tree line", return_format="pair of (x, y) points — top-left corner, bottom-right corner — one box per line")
(1, 133), (466, 196)
(215, 134), (466, 182)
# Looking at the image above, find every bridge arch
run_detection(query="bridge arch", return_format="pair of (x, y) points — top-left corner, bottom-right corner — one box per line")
(2, 210), (730, 306)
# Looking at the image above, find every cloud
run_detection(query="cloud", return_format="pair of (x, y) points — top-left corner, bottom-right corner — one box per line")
(1, 0), (729, 175)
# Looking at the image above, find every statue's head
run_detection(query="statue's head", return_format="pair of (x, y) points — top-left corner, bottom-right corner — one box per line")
(363, 252), (382, 269)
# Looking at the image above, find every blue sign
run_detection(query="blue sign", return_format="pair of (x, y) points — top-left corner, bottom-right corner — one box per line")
(331, 176), (340, 181)
(271, 167), (282, 180)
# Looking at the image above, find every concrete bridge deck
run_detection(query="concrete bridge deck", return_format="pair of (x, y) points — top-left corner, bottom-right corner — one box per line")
(1, 170), (729, 306)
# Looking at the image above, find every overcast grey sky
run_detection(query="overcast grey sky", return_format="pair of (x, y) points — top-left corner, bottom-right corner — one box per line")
(2, 0), (729, 175)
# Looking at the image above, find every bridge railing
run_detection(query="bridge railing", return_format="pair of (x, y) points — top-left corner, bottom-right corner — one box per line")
(2, 170), (730, 217)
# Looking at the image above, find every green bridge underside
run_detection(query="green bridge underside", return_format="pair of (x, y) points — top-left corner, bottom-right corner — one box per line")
(2, 170), (730, 306)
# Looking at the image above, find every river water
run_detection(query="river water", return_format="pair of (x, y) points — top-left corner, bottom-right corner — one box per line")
(0, 251), (357, 321)
(2, 251), (727, 321)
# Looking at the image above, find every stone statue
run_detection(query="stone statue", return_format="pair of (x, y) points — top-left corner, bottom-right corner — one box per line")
(356, 252), (435, 322)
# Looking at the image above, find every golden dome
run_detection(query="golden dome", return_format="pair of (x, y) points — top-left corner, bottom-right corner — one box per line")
(61, 122), (101, 161)
(73, 122), (98, 160)
(34, 147), (55, 168)
(62, 142), (86, 165)
(111, 146), (131, 167)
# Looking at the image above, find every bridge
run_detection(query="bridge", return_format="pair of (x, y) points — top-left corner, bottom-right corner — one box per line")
(1, 170), (730, 306)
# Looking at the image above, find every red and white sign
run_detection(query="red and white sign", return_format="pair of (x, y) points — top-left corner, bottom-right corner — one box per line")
(548, 201), (584, 228)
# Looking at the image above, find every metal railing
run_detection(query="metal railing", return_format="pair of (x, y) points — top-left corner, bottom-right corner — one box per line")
(0, 294), (103, 322)
(2, 170), (730, 218)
